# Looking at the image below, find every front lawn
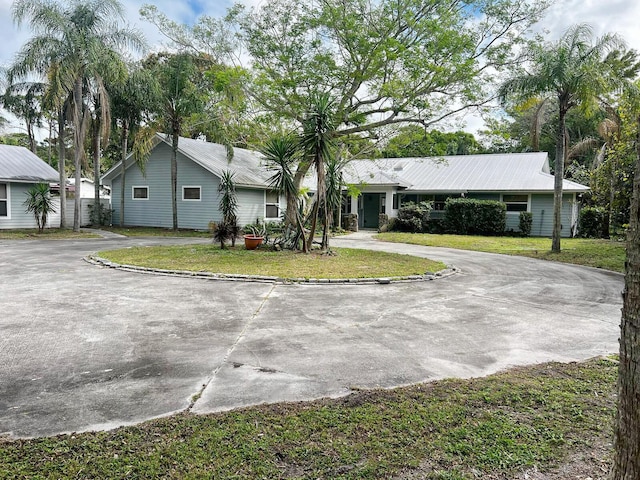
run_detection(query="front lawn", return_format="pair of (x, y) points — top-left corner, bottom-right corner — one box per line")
(0, 358), (617, 479)
(376, 232), (626, 273)
(97, 245), (446, 280)
(101, 226), (211, 237)
(0, 228), (99, 239)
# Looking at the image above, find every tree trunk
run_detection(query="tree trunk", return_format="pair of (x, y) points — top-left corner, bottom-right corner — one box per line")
(57, 109), (67, 229)
(307, 157), (325, 252)
(92, 123), (101, 226)
(612, 115), (640, 480)
(72, 78), (84, 232)
(171, 129), (179, 231)
(119, 121), (129, 227)
(552, 101), (567, 253)
(609, 156), (617, 238)
(287, 162), (311, 229)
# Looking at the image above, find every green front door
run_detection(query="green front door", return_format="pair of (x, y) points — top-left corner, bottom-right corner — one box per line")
(362, 193), (381, 228)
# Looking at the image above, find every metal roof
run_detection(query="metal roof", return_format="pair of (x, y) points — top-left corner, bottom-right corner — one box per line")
(0, 145), (59, 183)
(102, 134), (271, 188)
(341, 152), (589, 193)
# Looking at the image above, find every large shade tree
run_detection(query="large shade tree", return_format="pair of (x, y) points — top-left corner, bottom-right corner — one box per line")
(499, 24), (624, 251)
(9, 0), (145, 231)
(142, 0), (549, 231)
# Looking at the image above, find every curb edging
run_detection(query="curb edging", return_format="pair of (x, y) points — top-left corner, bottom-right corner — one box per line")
(85, 255), (458, 285)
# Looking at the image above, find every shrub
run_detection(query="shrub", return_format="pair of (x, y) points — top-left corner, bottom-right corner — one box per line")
(444, 198), (506, 235)
(211, 221), (241, 249)
(519, 211), (533, 237)
(579, 206), (607, 238)
(23, 183), (57, 232)
(88, 202), (113, 226)
(393, 201), (432, 233)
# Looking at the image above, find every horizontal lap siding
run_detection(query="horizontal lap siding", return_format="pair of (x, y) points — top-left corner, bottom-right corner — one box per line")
(530, 194), (574, 237)
(0, 183), (38, 229)
(109, 143), (266, 229)
(236, 188), (265, 226)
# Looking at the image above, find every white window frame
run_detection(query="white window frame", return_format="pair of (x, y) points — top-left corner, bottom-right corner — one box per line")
(132, 185), (149, 200)
(182, 185), (202, 202)
(265, 190), (280, 219)
(501, 193), (530, 213)
(0, 182), (11, 219)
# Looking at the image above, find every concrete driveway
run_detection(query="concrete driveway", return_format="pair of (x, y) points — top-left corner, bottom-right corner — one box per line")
(0, 232), (623, 438)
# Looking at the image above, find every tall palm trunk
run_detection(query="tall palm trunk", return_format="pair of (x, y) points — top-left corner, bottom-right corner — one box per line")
(171, 129), (179, 231)
(119, 120), (129, 227)
(612, 114), (640, 480)
(92, 123), (101, 225)
(57, 108), (67, 229)
(72, 77), (84, 232)
(552, 100), (568, 252)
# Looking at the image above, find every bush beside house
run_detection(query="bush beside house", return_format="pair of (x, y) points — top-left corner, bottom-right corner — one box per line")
(444, 198), (506, 235)
(579, 206), (607, 238)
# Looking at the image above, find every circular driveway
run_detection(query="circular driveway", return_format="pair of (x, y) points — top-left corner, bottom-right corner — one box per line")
(0, 232), (623, 438)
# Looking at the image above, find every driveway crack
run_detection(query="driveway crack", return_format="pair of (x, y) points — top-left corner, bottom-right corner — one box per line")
(187, 283), (277, 411)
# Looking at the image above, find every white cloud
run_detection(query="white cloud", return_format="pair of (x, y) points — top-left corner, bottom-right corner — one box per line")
(2, 0), (639, 136)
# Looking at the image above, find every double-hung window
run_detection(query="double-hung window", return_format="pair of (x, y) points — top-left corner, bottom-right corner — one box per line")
(0, 183), (8, 217)
(265, 190), (280, 218)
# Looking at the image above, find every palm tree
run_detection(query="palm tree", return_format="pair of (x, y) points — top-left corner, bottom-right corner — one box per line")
(261, 134), (307, 252)
(499, 24), (624, 251)
(9, 0), (145, 231)
(110, 65), (159, 227)
(23, 183), (56, 232)
(301, 93), (336, 252)
(136, 53), (204, 231)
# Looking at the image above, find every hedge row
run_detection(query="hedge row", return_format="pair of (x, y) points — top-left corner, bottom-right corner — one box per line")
(443, 198), (506, 235)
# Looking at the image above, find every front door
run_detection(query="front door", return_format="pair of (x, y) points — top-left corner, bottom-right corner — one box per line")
(362, 193), (381, 229)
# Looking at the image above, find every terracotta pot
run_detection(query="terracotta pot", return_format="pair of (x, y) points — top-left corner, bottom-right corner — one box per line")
(243, 235), (264, 250)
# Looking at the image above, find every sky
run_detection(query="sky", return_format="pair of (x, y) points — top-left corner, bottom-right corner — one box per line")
(0, 0), (639, 136)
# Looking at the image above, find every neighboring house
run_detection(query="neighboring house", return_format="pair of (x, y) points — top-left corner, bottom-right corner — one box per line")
(101, 134), (283, 229)
(0, 145), (59, 229)
(340, 153), (589, 237)
(51, 178), (111, 199)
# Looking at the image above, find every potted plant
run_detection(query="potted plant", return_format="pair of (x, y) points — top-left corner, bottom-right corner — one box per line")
(243, 224), (266, 250)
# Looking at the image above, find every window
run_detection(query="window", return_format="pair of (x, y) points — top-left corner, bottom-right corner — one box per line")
(132, 186), (148, 200)
(0, 183), (8, 217)
(265, 190), (280, 218)
(182, 186), (201, 201)
(392, 193), (398, 210)
(341, 193), (352, 214)
(502, 194), (529, 212)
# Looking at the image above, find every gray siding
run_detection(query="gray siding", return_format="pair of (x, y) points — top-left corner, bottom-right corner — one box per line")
(110, 143), (266, 229)
(0, 182), (39, 229)
(236, 188), (265, 225)
(530, 194), (574, 237)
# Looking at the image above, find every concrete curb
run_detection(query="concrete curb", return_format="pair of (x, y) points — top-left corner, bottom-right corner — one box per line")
(85, 255), (458, 285)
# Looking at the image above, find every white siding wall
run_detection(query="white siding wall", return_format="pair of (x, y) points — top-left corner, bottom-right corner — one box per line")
(48, 198), (110, 228)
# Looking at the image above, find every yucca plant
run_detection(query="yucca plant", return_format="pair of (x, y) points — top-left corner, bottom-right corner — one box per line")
(218, 170), (240, 246)
(23, 183), (56, 233)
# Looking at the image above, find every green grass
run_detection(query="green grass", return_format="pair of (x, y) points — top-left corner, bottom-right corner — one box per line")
(376, 232), (626, 272)
(97, 245), (446, 279)
(0, 358), (617, 479)
(0, 228), (99, 240)
(101, 226), (211, 237)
